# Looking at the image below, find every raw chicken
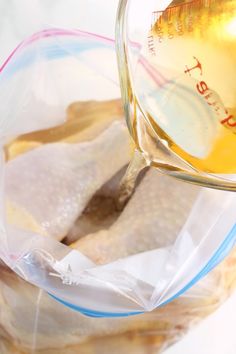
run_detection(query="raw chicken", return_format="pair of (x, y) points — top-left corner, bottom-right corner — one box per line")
(5, 120), (130, 240)
(72, 170), (199, 264)
(64, 167), (126, 244)
(2, 99), (236, 354)
(5, 99), (123, 160)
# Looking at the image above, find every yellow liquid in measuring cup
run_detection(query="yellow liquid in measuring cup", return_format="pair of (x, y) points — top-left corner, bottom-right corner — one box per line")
(133, 0), (236, 174)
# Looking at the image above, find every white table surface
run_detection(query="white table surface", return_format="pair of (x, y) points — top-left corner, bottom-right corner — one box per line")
(1, 1), (236, 353)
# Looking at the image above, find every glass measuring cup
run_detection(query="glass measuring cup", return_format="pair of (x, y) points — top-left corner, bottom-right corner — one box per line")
(116, 0), (236, 191)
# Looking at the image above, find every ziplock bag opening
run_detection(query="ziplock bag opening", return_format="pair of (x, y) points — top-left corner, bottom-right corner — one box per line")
(0, 28), (236, 318)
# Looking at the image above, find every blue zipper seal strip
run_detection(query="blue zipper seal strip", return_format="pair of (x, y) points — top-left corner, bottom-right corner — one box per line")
(49, 223), (236, 318)
(49, 293), (143, 318)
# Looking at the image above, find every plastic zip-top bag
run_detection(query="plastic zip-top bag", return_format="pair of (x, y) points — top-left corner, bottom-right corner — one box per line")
(1, 253), (236, 354)
(0, 28), (236, 319)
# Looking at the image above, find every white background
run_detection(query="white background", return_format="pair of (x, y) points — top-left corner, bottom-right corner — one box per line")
(1, 0), (236, 352)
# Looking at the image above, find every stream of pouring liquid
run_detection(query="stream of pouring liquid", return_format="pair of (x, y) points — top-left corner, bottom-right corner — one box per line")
(117, 0), (236, 206)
